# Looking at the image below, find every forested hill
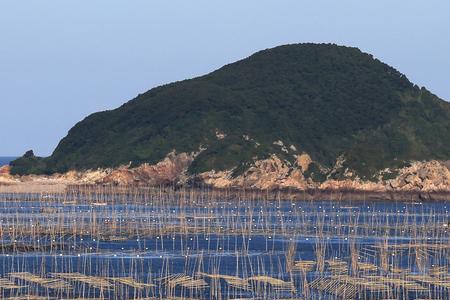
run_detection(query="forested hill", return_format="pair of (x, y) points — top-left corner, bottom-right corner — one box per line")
(11, 43), (450, 181)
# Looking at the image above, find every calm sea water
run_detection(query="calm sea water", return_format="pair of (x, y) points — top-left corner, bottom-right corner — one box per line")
(0, 156), (16, 166)
(0, 195), (449, 299)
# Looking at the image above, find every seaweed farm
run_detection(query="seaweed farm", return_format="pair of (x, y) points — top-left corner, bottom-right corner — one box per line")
(1, 187), (450, 299)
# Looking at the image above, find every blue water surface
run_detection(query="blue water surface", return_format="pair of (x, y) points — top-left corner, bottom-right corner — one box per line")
(0, 156), (16, 166)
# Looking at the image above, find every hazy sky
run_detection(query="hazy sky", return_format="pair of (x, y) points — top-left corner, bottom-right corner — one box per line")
(1, 1), (449, 156)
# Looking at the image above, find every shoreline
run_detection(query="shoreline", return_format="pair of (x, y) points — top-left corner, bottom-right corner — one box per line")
(1, 182), (450, 202)
(4, 153), (450, 201)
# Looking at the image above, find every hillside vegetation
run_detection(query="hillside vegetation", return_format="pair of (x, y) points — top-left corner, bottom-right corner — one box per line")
(11, 43), (450, 180)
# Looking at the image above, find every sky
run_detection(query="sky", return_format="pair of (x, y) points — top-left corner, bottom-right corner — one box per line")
(1, 1), (449, 156)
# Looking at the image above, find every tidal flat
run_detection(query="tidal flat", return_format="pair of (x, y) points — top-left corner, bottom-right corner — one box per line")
(0, 186), (450, 299)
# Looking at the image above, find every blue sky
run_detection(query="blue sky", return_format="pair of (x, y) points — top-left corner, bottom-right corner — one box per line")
(1, 0), (449, 156)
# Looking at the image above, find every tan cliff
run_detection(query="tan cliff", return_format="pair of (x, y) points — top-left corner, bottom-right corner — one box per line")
(386, 160), (450, 192)
(52, 151), (194, 186)
(199, 154), (311, 190)
(2, 152), (450, 198)
(0, 165), (16, 184)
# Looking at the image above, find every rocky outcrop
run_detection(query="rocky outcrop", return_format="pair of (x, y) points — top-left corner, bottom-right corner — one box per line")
(198, 156), (450, 193)
(199, 154), (310, 190)
(0, 165), (16, 185)
(4, 150), (450, 198)
(1, 151), (194, 187)
(387, 161), (450, 191)
(237, 155), (306, 189)
(52, 151), (195, 186)
(96, 151), (193, 185)
(297, 153), (312, 172)
(0, 165), (11, 175)
(319, 179), (385, 192)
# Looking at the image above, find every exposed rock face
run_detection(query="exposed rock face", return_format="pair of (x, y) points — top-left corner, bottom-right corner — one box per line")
(97, 151), (193, 185)
(0, 165), (11, 175)
(241, 155), (308, 189)
(0, 165), (16, 184)
(198, 170), (235, 188)
(199, 155), (309, 190)
(319, 179), (384, 191)
(388, 161), (450, 191)
(53, 151), (195, 186)
(198, 156), (450, 193)
(297, 154), (312, 172)
(4, 150), (450, 197)
(1, 151), (193, 188)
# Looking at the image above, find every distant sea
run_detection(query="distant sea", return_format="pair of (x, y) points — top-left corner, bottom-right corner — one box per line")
(0, 157), (16, 166)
